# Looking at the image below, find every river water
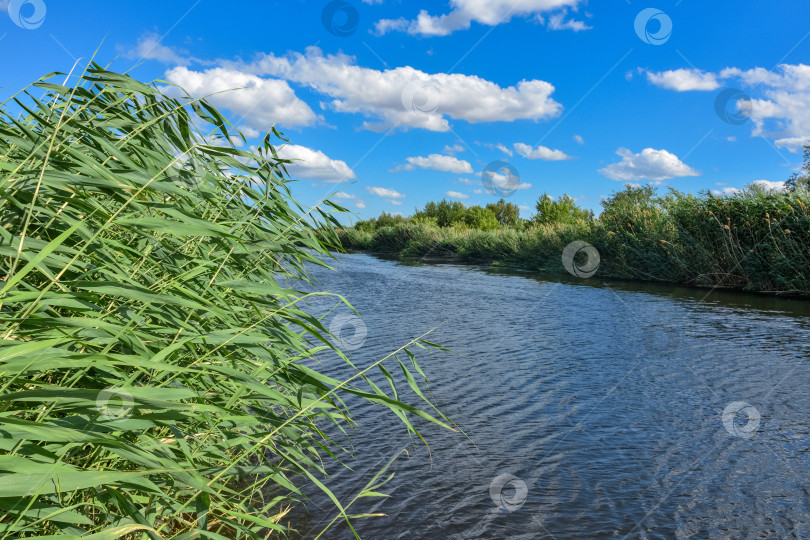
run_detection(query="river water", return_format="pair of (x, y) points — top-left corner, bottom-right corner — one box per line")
(288, 252), (810, 539)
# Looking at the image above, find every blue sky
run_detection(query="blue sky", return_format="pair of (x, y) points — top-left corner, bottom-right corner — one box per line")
(2, 0), (809, 222)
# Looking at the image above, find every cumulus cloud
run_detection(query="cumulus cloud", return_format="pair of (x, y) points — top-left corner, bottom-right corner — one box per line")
(546, 12), (591, 32)
(751, 179), (787, 191)
(275, 144), (356, 182)
(121, 33), (191, 64)
(514, 142), (572, 161)
(598, 148), (700, 181)
(443, 143), (466, 154)
(645, 68), (721, 91)
(244, 48), (562, 132)
(332, 191), (367, 209)
(393, 154), (474, 173)
(367, 186), (406, 199)
(649, 63), (810, 149)
(374, 0), (584, 36)
(775, 137), (809, 153)
(573, 134), (584, 144)
(162, 66), (320, 130)
(445, 191), (469, 199)
(712, 180), (787, 195)
(478, 142), (514, 156)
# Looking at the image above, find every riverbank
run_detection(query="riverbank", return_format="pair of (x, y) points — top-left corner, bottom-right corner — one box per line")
(333, 186), (810, 296)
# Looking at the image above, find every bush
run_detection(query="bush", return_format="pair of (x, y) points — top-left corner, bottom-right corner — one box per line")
(465, 206), (499, 231)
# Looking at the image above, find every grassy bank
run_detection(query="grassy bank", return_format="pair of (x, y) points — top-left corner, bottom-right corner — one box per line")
(0, 66), (450, 538)
(336, 185), (810, 295)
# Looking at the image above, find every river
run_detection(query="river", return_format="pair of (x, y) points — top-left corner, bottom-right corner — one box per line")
(287, 252), (810, 539)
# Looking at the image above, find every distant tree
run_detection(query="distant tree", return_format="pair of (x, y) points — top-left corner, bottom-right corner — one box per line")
(785, 142), (810, 191)
(354, 218), (376, 233)
(486, 198), (520, 226)
(465, 206), (499, 230)
(421, 201), (439, 218)
(534, 193), (593, 224)
(375, 211), (404, 228)
(435, 199), (467, 228)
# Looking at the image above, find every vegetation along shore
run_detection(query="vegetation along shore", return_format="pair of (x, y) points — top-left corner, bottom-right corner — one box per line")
(334, 151), (810, 296)
(0, 66), (451, 538)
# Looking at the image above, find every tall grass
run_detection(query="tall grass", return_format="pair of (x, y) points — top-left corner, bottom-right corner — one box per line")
(337, 186), (810, 294)
(0, 64), (450, 538)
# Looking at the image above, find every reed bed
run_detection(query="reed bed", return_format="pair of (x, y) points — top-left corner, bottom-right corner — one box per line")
(0, 65), (450, 538)
(337, 185), (810, 294)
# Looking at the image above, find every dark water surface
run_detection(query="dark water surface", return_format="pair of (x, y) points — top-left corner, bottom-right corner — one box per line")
(287, 252), (810, 539)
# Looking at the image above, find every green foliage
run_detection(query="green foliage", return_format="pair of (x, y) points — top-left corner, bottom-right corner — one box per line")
(785, 142), (810, 191)
(486, 198), (520, 226)
(0, 65), (450, 538)
(421, 199), (467, 228)
(339, 184), (810, 294)
(464, 206), (499, 231)
(534, 193), (593, 224)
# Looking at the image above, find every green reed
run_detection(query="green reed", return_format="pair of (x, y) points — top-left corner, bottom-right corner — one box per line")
(0, 64), (451, 538)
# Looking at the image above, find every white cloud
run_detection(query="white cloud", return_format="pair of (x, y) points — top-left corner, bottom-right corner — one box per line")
(478, 142), (514, 156)
(246, 48), (562, 132)
(374, 0), (584, 37)
(394, 154), (474, 173)
(389, 199), (404, 205)
(443, 144), (466, 154)
(712, 180), (787, 196)
(712, 187), (741, 196)
(162, 66), (320, 130)
(547, 12), (591, 32)
(473, 188), (484, 194)
(775, 136), (809, 153)
(514, 142), (572, 161)
(122, 33), (191, 65)
(645, 68), (721, 91)
(445, 191), (469, 199)
(332, 191), (368, 208)
(367, 186), (406, 199)
(276, 144), (356, 182)
(240, 126), (261, 139)
(458, 177), (478, 185)
(573, 134), (584, 144)
(598, 148), (700, 181)
(496, 143), (514, 156)
(651, 63), (810, 145)
(719, 64), (810, 143)
(752, 179), (787, 191)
